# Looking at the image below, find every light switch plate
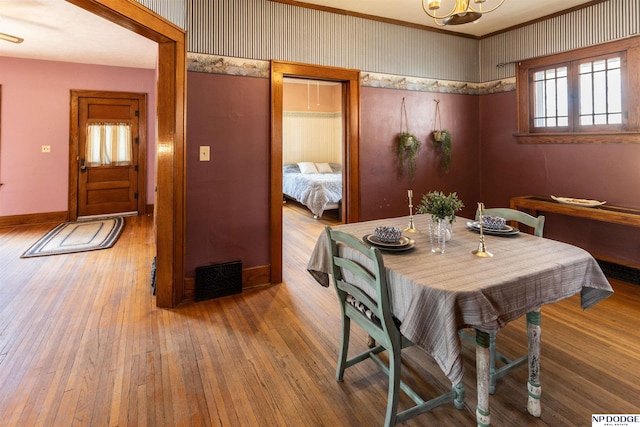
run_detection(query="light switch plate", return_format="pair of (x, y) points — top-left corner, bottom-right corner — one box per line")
(41, 145), (51, 153)
(199, 146), (210, 161)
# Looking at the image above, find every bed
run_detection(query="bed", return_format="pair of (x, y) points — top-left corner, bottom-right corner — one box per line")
(283, 162), (343, 219)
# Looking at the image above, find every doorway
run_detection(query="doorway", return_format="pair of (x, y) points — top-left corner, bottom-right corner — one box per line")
(69, 90), (147, 220)
(282, 77), (344, 220)
(270, 61), (361, 284)
(67, 0), (186, 308)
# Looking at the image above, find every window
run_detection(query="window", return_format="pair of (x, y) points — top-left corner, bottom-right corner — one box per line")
(577, 56), (622, 127)
(532, 65), (569, 129)
(516, 36), (640, 143)
(86, 123), (132, 166)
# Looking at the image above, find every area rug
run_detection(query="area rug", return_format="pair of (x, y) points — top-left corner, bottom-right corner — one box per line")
(21, 217), (125, 258)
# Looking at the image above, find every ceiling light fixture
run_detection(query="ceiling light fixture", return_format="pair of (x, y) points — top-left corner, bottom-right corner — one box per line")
(422, 0), (506, 26)
(0, 32), (23, 44)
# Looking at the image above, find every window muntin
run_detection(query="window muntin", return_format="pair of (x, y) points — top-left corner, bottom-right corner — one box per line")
(578, 56), (622, 126)
(532, 66), (569, 129)
(530, 53), (624, 132)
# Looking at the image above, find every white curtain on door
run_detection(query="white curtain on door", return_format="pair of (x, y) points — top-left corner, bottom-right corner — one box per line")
(86, 123), (132, 166)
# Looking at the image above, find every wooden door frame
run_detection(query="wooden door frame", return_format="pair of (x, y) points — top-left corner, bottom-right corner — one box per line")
(270, 61), (361, 284)
(67, 0), (186, 308)
(69, 90), (147, 221)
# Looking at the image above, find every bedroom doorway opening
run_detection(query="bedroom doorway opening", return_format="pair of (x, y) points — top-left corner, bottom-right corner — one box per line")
(270, 61), (361, 284)
(282, 77), (344, 221)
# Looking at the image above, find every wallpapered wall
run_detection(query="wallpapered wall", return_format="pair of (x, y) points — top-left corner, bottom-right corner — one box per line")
(136, 0), (638, 83)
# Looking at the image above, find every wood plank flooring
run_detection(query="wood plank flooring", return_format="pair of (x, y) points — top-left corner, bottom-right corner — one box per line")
(0, 206), (638, 426)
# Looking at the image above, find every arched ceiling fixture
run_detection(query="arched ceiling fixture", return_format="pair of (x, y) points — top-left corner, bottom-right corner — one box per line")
(0, 31), (23, 43)
(422, 0), (506, 26)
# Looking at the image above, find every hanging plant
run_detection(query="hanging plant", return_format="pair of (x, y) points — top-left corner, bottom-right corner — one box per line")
(432, 99), (452, 173)
(433, 129), (452, 173)
(396, 98), (421, 180)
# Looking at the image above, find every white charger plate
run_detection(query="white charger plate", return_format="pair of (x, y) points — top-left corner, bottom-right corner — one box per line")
(466, 221), (520, 236)
(363, 234), (415, 252)
(551, 195), (606, 207)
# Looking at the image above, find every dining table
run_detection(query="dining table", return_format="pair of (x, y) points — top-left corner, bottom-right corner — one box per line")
(306, 214), (614, 426)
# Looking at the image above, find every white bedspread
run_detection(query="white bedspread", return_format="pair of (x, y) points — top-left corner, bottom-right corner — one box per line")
(283, 170), (342, 218)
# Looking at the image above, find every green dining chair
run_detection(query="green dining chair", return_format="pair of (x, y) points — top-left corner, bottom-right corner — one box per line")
(325, 226), (462, 426)
(467, 207), (546, 393)
(478, 207), (545, 238)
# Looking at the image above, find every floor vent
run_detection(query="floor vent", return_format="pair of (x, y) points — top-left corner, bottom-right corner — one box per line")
(596, 259), (640, 286)
(195, 260), (243, 301)
(150, 256), (157, 295)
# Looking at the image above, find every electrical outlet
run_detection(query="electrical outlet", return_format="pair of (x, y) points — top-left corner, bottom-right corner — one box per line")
(41, 145), (51, 153)
(199, 146), (210, 161)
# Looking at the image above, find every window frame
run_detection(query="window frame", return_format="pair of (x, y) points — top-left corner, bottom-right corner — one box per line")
(516, 36), (640, 144)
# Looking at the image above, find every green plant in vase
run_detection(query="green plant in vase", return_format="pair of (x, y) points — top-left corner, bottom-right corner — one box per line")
(417, 191), (464, 251)
(417, 191), (464, 223)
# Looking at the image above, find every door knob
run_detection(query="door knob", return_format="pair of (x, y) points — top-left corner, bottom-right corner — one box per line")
(80, 158), (86, 172)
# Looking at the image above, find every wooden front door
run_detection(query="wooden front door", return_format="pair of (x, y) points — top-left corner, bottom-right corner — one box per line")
(71, 91), (146, 219)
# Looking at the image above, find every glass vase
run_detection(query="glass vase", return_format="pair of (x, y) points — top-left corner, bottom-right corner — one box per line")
(429, 216), (447, 254)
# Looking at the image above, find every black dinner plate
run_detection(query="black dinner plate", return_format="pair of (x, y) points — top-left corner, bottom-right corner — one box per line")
(466, 221), (520, 236)
(362, 234), (415, 252)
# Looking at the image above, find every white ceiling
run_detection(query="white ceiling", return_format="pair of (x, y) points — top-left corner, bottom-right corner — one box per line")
(0, 0), (595, 69)
(293, 0), (596, 37)
(0, 0), (157, 69)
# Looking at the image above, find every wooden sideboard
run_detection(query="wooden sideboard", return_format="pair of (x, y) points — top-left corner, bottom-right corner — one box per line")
(510, 196), (640, 274)
(510, 196), (640, 228)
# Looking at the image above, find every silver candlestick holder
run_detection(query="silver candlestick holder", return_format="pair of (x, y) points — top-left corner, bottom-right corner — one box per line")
(404, 189), (418, 233)
(472, 202), (493, 257)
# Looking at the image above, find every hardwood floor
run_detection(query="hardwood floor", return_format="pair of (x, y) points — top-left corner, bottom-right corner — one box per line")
(0, 208), (638, 426)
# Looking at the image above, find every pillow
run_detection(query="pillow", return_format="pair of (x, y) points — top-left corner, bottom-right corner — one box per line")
(315, 162), (333, 173)
(283, 164), (300, 173)
(298, 162), (318, 174)
(329, 163), (342, 173)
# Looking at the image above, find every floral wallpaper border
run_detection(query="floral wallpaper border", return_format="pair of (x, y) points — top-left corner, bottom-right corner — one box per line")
(284, 111), (343, 118)
(187, 53), (515, 95)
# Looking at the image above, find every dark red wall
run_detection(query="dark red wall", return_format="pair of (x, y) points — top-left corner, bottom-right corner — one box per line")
(479, 91), (640, 266)
(360, 87), (481, 221)
(185, 72), (639, 277)
(186, 72), (270, 275)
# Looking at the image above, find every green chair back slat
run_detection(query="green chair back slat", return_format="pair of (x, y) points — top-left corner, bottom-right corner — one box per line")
(478, 207), (545, 237)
